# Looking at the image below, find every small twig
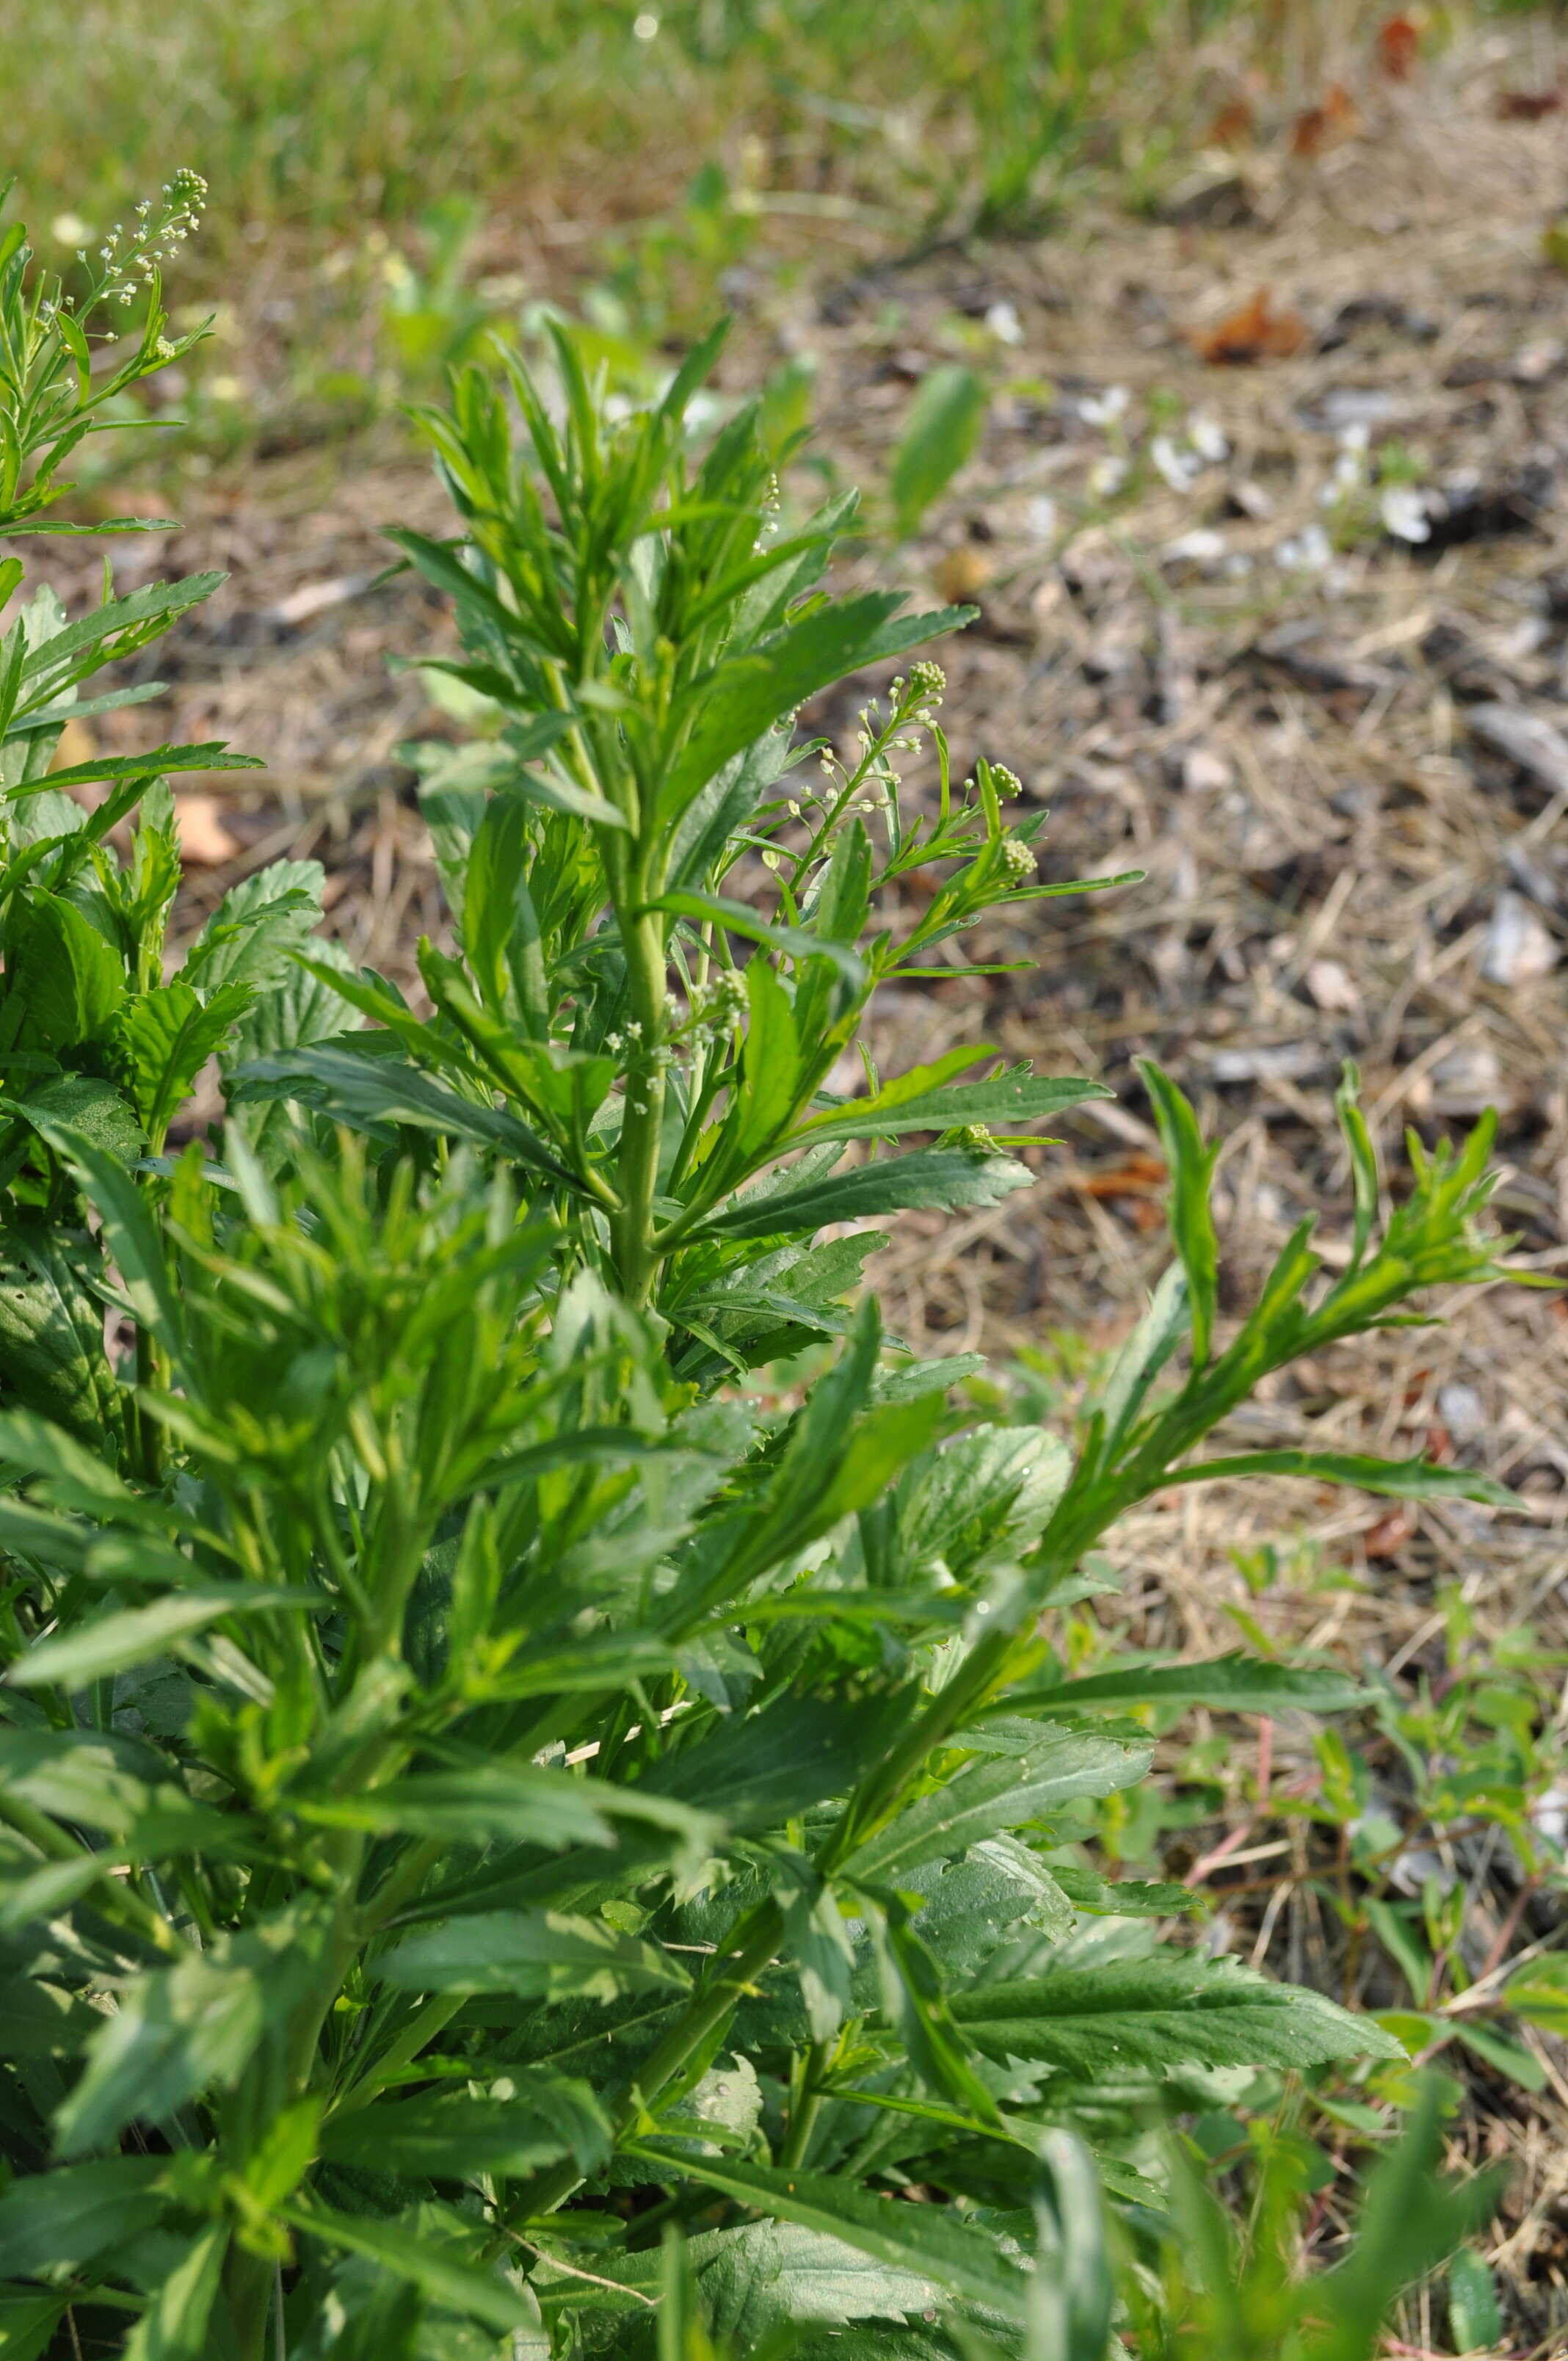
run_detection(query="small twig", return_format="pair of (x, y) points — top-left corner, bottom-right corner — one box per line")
(499, 2229), (658, 2306)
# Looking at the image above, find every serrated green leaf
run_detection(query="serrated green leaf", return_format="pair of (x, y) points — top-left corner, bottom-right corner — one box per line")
(35, 1122), (183, 1351)
(179, 858), (323, 993)
(643, 1696), (890, 1832)
(0, 1230), (125, 1447)
(2, 892), (124, 1052)
(115, 979), (254, 1145)
(623, 2148), (1028, 2318)
(1050, 1865), (1199, 1917)
(951, 1954), (1402, 2079)
(1, 1073), (143, 1165)
(851, 1728), (1150, 1882)
(15, 573), (225, 687)
(0, 2289), (68, 2361)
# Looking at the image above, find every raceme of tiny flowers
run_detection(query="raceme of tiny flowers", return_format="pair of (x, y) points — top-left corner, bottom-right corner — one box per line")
(87, 168), (208, 324)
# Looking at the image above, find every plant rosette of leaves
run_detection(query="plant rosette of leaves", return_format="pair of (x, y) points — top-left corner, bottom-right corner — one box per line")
(0, 281), (1537, 2360)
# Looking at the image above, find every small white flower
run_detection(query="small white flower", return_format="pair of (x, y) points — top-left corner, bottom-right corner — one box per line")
(1379, 484), (1431, 543)
(984, 299), (1023, 347)
(1150, 434), (1199, 492)
(1088, 454), (1129, 499)
(1275, 523), (1333, 573)
(51, 213), (90, 248)
(1188, 412), (1229, 465)
(1078, 384), (1130, 428)
(1161, 528), (1228, 569)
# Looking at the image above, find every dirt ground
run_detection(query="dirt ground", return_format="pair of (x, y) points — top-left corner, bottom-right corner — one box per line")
(21, 20), (1568, 2342)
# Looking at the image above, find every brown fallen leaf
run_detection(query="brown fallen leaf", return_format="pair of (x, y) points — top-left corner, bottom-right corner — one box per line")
(1073, 1151), (1169, 1200)
(1375, 14), (1420, 80)
(1291, 82), (1362, 159)
(1363, 1504), (1416, 1560)
(1495, 87), (1564, 121)
(174, 793), (242, 866)
(1205, 95), (1255, 148)
(1190, 289), (1309, 367)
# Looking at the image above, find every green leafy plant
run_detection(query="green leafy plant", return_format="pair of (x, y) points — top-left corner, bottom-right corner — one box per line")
(0, 318), (1525, 2359)
(0, 181), (337, 1468)
(1123, 2076), (1507, 2361)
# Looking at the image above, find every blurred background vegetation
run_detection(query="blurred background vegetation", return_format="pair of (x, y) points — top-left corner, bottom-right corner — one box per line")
(4, 0), (1558, 477)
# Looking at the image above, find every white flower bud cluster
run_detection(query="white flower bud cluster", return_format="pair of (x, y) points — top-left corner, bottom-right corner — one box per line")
(998, 836), (1036, 882)
(697, 971), (747, 1033)
(94, 169), (207, 313)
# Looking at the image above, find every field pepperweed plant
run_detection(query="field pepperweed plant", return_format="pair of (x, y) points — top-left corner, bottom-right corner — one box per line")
(0, 228), (1533, 2358)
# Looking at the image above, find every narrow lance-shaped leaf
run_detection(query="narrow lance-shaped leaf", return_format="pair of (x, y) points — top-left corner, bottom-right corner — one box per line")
(891, 366), (988, 539)
(9, 1584), (319, 1688)
(1162, 1448), (1515, 1509)
(798, 1059), (1108, 1143)
(1006, 1653), (1364, 1716)
(1139, 1060), (1219, 1368)
(695, 1147), (1035, 1241)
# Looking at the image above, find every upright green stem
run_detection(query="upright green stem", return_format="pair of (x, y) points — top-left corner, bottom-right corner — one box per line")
(780, 2035), (832, 2169)
(611, 905), (669, 1308)
(501, 1902), (783, 2228)
(133, 1324), (161, 1489)
(225, 1841), (366, 2359)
